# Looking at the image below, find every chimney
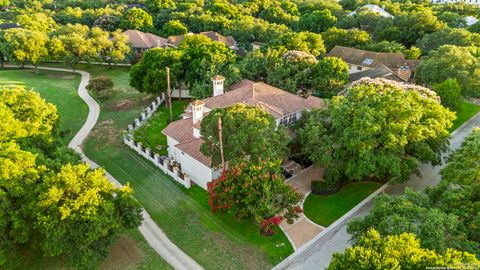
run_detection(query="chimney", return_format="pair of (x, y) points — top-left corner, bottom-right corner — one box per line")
(192, 100), (205, 124)
(212, 75), (225, 96)
(398, 66), (412, 82)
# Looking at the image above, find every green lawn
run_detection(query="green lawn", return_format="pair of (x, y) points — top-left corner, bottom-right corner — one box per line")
(0, 67), (171, 270)
(134, 101), (189, 155)
(69, 64), (293, 269)
(304, 182), (382, 227)
(450, 101), (480, 132)
(0, 69), (88, 144)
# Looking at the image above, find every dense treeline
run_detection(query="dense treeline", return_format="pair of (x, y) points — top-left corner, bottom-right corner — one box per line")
(0, 86), (143, 269)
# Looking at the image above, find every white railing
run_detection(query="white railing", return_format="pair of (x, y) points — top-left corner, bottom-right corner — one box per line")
(122, 93), (191, 188)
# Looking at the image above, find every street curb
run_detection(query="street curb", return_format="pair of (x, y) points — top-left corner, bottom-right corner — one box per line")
(272, 182), (389, 270)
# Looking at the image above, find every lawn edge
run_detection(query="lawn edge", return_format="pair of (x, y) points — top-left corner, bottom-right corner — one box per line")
(272, 182), (389, 270)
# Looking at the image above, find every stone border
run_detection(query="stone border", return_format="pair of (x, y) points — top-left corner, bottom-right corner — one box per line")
(272, 183), (389, 270)
(122, 94), (191, 188)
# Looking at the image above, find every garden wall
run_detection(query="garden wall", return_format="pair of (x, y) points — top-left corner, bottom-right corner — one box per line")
(122, 93), (191, 188)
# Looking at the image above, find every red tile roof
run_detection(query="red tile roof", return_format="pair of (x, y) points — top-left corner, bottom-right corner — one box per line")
(123, 30), (167, 49)
(162, 118), (194, 143)
(175, 138), (212, 167)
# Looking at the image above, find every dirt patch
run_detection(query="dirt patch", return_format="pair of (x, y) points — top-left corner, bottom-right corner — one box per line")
(111, 99), (136, 111)
(100, 235), (144, 270)
(89, 119), (118, 147)
(46, 73), (76, 79)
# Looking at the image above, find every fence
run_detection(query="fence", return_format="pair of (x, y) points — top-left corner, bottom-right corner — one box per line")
(122, 93), (191, 188)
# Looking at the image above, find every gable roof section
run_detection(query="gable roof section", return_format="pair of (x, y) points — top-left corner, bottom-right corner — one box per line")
(175, 138), (211, 167)
(327, 46), (418, 70)
(201, 81), (324, 116)
(349, 4), (394, 18)
(349, 64), (404, 82)
(123, 30), (167, 49)
(200, 31), (236, 47)
(162, 118), (194, 144)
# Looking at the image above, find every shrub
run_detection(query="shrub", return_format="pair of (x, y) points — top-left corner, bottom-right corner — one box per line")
(86, 76), (114, 99)
(311, 180), (342, 195)
(432, 78), (462, 111)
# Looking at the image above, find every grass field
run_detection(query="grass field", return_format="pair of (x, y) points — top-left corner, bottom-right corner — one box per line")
(133, 100), (189, 155)
(63, 64), (295, 270)
(0, 69), (88, 144)
(0, 66), (171, 270)
(450, 101), (480, 131)
(304, 182), (382, 227)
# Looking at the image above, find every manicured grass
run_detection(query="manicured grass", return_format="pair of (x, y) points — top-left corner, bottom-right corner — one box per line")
(450, 101), (480, 132)
(77, 65), (293, 269)
(0, 69), (88, 144)
(9, 230), (172, 270)
(304, 182), (382, 227)
(0, 67), (171, 270)
(134, 101), (189, 155)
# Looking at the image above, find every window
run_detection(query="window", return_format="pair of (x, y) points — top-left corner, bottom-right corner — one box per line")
(362, 58), (374, 65)
(357, 66), (363, 71)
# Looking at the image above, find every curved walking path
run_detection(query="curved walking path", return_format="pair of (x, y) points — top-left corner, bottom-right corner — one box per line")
(274, 110), (480, 270)
(33, 66), (203, 270)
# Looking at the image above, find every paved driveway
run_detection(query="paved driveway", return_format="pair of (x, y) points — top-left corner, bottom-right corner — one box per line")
(275, 112), (480, 270)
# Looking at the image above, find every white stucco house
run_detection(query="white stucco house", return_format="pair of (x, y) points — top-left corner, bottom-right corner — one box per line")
(431, 0), (480, 5)
(348, 4), (394, 18)
(162, 77), (324, 190)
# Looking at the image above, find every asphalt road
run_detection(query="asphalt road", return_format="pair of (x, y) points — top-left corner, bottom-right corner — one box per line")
(277, 111), (480, 270)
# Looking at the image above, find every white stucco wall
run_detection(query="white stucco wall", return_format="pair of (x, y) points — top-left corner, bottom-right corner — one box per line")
(177, 151), (213, 189)
(167, 136), (179, 160)
(348, 64), (371, 74)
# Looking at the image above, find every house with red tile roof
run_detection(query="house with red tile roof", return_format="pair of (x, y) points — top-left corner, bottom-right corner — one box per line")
(162, 76), (324, 189)
(123, 29), (168, 53)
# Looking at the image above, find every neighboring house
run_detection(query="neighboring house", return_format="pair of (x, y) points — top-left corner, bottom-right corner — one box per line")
(327, 45), (420, 82)
(0, 22), (20, 30)
(167, 31), (237, 49)
(251, 42), (265, 50)
(465, 16), (479, 26)
(123, 29), (167, 53)
(162, 77), (324, 189)
(431, 0), (480, 5)
(349, 64), (404, 82)
(348, 4), (394, 18)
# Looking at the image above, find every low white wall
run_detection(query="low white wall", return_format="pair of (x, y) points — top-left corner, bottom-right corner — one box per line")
(123, 94), (191, 188)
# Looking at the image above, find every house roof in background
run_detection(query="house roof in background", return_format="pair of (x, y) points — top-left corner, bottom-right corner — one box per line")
(123, 29), (167, 49)
(327, 46), (419, 70)
(348, 4), (394, 18)
(202, 80), (324, 116)
(349, 64), (404, 82)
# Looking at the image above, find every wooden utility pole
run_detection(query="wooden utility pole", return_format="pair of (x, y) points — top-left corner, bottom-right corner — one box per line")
(166, 67), (173, 122)
(218, 115), (225, 169)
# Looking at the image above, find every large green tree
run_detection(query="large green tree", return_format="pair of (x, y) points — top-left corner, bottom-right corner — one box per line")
(130, 47), (184, 94)
(266, 31), (326, 57)
(297, 78), (455, 183)
(427, 128), (480, 244)
(298, 10), (337, 33)
(208, 159), (301, 235)
(329, 229), (479, 270)
(200, 104), (289, 166)
(267, 50), (317, 94)
(321, 27), (371, 51)
(120, 7), (153, 31)
(312, 56), (349, 98)
(347, 189), (472, 253)
(416, 45), (480, 97)
(0, 28), (48, 71)
(417, 28), (480, 54)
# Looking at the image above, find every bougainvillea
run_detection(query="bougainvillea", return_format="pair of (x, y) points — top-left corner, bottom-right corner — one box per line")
(207, 159), (302, 235)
